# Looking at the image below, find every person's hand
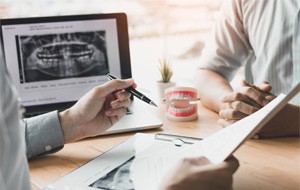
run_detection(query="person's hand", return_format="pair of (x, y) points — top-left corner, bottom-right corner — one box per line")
(59, 79), (136, 143)
(159, 156), (239, 190)
(218, 80), (276, 127)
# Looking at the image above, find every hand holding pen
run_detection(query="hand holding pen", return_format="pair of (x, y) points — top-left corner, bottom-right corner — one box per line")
(107, 74), (158, 107)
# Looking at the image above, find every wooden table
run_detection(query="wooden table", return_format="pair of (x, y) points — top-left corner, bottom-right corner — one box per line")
(29, 102), (300, 190)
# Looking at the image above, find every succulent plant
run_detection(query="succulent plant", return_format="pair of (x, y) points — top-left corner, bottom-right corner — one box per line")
(158, 58), (173, 83)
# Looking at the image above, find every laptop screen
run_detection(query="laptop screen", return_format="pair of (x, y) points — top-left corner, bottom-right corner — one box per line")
(0, 13), (131, 110)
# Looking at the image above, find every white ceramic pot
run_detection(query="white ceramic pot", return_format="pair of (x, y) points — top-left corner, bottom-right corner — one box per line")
(155, 81), (176, 102)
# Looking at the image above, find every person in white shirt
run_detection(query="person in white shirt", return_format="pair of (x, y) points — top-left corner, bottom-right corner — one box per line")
(0, 40), (238, 189)
(195, 0), (300, 138)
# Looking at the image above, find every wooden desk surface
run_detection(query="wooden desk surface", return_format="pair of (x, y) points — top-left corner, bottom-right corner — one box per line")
(29, 102), (300, 190)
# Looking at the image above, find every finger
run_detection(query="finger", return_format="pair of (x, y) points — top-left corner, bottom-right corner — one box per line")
(221, 92), (263, 109)
(251, 133), (260, 139)
(106, 112), (125, 126)
(242, 79), (271, 92)
(106, 115), (119, 126)
(97, 79), (135, 98)
(114, 90), (132, 101)
(265, 94), (276, 101)
(131, 82), (137, 89)
(220, 102), (231, 110)
(110, 99), (120, 108)
(241, 81), (271, 104)
(193, 156), (239, 175)
(222, 156), (239, 174)
(105, 107), (127, 117)
(104, 94), (115, 110)
(230, 101), (259, 115)
(237, 86), (269, 106)
(217, 118), (236, 128)
(257, 81), (272, 92)
(219, 109), (248, 120)
(228, 80), (269, 106)
(241, 79), (249, 87)
(257, 82), (276, 101)
(111, 98), (131, 109)
(242, 80), (274, 99)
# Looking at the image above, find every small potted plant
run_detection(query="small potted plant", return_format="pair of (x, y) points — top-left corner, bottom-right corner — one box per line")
(156, 58), (176, 101)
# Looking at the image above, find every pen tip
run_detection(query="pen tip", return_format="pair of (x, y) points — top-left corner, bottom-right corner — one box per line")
(150, 101), (158, 107)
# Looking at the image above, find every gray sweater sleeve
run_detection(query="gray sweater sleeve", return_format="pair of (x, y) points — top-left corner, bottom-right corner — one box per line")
(23, 111), (65, 159)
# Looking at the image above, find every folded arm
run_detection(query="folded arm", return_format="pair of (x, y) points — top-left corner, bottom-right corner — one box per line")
(195, 71), (300, 138)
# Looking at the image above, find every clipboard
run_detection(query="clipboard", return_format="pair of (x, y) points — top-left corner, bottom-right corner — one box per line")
(154, 133), (202, 146)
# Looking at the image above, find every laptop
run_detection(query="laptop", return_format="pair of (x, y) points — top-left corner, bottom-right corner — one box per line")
(0, 13), (162, 134)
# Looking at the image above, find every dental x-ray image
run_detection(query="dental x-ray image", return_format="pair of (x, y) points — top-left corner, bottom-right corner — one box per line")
(89, 157), (135, 190)
(18, 31), (109, 83)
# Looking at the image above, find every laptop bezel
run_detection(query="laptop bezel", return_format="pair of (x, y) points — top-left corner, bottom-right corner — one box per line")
(0, 13), (132, 117)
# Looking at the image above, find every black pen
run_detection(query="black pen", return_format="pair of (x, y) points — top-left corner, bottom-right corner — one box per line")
(107, 74), (158, 107)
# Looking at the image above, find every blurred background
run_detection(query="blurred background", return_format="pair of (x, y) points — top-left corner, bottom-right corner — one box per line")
(0, 0), (224, 91)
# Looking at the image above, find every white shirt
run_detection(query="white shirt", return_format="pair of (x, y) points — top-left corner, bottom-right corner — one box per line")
(199, 0), (300, 96)
(0, 43), (64, 190)
(0, 48), (31, 190)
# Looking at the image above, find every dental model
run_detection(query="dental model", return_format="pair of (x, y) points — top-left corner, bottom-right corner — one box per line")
(165, 87), (198, 122)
